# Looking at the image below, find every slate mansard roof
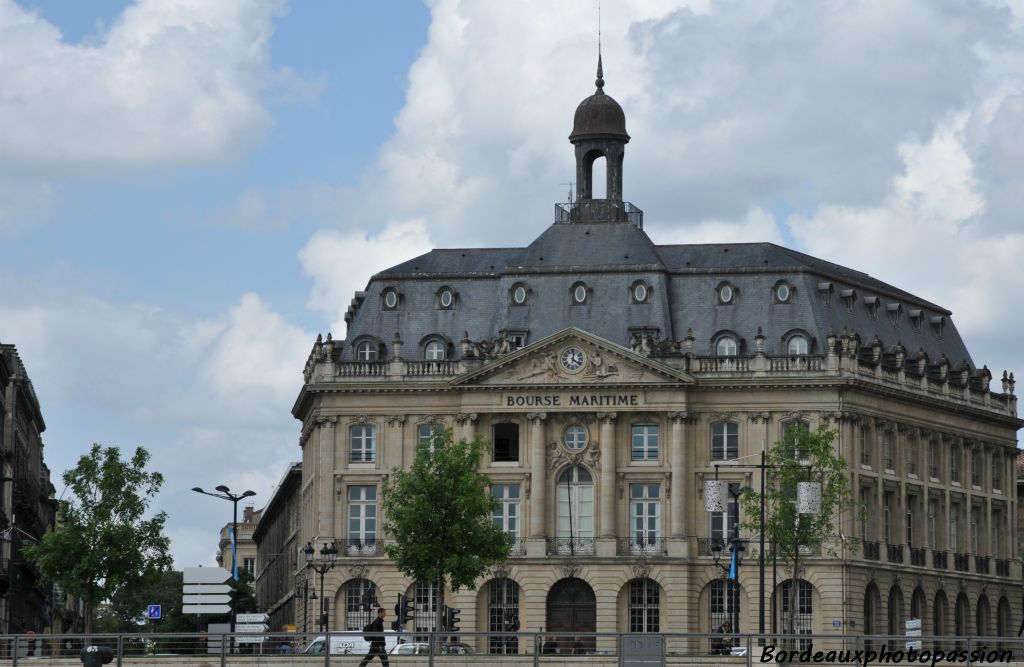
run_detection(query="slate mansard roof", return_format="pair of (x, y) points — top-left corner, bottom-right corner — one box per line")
(339, 220), (974, 367)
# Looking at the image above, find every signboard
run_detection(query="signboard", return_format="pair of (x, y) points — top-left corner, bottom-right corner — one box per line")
(832, 620), (842, 628)
(237, 613), (269, 624)
(236, 635), (266, 644)
(182, 567), (233, 615)
(147, 605), (161, 621)
(504, 392), (643, 409)
(906, 618), (922, 651)
(236, 623), (270, 633)
(620, 634), (665, 667)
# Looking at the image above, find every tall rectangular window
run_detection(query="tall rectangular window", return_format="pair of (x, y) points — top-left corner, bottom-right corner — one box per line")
(859, 488), (870, 544)
(710, 483), (739, 544)
(950, 446), (960, 483)
(906, 497), (914, 547)
(882, 431), (894, 471)
(971, 449), (981, 486)
(492, 423), (520, 462)
(906, 440), (917, 476)
(417, 423), (445, 453)
(970, 507), (979, 553)
(927, 500), (936, 550)
(630, 483), (661, 549)
(631, 425), (660, 461)
(992, 510), (1002, 557)
(347, 485), (377, 547)
(859, 426), (870, 466)
(711, 422), (738, 461)
(883, 492), (893, 544)
(992, 455), (1002, 490)
(950, 504), (959, 551)
(492, 484), (520, 540)
(243, 557), (255, 578)
(350, 425), (377, 463)
(928, 441), (939, 479)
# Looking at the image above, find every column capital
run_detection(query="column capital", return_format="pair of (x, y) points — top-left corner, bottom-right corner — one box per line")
(666, 411), (689, 424)
(385, 415), (406, 427)
(526, 412), (547, 423)
(455, 412), (478, 425)
(316, 415), (338, 426)
(596, 411), (617, 423)
(747, 411), (772, 424)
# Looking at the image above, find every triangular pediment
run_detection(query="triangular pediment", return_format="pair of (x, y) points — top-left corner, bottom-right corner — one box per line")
(450, 328), (694, 388)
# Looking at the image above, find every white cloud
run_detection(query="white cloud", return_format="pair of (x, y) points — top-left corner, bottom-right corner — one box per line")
(647, 208), (783, 246)
(0, 271), (312, 567)
(0, 0), (297, 173)
(299, 220), (434, 334)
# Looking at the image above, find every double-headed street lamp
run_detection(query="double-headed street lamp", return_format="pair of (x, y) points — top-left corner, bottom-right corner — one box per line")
(191, 484), (257, 633)
(303, 541), (338, 632)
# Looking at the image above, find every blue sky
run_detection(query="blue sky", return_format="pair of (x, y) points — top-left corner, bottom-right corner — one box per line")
(2, 0), (1023, 569)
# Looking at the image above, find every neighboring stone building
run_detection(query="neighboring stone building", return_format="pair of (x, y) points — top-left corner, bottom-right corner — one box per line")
(0, 344), (59, 634)
(217, 505), (262, 580)
(290, 58), (1022, 650)
(253, 462), (302, 632)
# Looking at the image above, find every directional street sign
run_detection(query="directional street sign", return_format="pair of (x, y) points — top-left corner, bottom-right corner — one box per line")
(183, 584), (231, 595)
(236, 623), (270, 633)
(183, 604), (231, 614)
(236, 613), (269, 624)
(147, 605), (161, 621)
(183, 567), (232, 584)
(183, 594), (231, 605)
(236, 636), (266, 644)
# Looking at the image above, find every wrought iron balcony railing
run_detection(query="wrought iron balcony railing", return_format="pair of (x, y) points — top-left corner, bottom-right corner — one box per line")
(974, 555), (990, 575)
(909, 547), (926, 566)
(546, 537), (595, 556)
(863, 541), (881, 561)
(932, 550), (948, 569)
(620, 537), (667, 556)
(954, 552), (970, 572)
(995, 558), (1010, 577)
(344, 539), (384, 557)
(886, 544), (904, 564)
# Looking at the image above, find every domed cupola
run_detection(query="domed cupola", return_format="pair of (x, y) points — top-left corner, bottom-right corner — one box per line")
(568, 54), (631, 222)
(569, 56), (630, 143)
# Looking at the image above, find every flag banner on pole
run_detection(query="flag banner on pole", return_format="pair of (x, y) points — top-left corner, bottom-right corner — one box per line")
(230, 526), (238, 581)
(728, 545), (738, 580)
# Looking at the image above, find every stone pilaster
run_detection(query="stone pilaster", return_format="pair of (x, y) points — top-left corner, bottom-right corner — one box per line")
(597, 412), (618, 538)
(455, 412), (478, 443)
(528, 412), (548, 539)
(668, 412), (688, 538)
(317, 415), (337, 542)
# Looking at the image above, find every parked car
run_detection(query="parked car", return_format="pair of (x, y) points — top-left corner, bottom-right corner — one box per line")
(389, 642), (475, 655)
(303, 631), (402, 656)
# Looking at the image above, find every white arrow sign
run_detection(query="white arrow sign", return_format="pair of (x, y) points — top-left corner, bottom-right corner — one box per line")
(236, 623), (270, 633)
(183, 604), (231, 614)
(183, 594), (231, 605)
(236, 613), (269, 624)
(183, 584), (232, 595)
(236, 636), (266, 644)
(183, 567), (232, 585)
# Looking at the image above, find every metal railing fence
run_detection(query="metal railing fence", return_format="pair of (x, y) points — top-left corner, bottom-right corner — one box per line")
(3, 630), (1024, 666)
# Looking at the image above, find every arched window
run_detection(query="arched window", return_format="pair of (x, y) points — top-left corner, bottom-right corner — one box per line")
(716, 336), (738, 356)
(344, 579), (377, 631)
(977, 595), (990, 637)
(709, 580), (740, 652)
(411, 581), (440, 641)
(864, 584), (880, 651)
(488, 578), (520, 654)
(997, 597), (1011, 648)
(887, 586), (904, 638)
(911, 587), (926, 623)
(355, 340), (379, 361)
(780, 580), (813, 650)
(556, 466), (594, 554)
(424, 340), (446, 360)
(787, 335), (808, 355)
(933, 591), (947, 647)
(954, 593), (969, 650)
(629, 579), (660, 632)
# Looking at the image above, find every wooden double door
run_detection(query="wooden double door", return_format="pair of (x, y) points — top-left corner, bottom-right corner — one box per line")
(546, 578), (596, 654)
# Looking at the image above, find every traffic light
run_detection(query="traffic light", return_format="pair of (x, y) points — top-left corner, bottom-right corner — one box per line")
(444, 606), (461, 633)
(395, 593), (414, 627)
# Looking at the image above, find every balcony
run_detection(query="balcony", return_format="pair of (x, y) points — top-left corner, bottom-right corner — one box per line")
(547, 537), (595, 556)
(954, 552), (970, 572)
(554, 200), (644, 227)
(863, 541), (881, 561)
(886, 544), (904, 564)
(619, 537), (666, 556)
(909, 547), (926, 566)
(932, 550), (948, 569)
(996, 559), (1010, 577)
(344, 539), (384, 557)
(974, 555), (990, 575)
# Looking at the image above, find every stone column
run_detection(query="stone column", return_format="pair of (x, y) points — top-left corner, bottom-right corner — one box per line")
(456, 412), (478, 443)
(317, 416), (337, 542)
(668, 413), (688, 538)
(528, 413), (548, 538)
(597, 412), (618, 538)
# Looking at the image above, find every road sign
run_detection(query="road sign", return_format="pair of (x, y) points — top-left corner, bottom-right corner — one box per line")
(147, 605), (161, 621)
(236, 635), (266, 644)
(183, 594), (231, 605)
(236, 613), (269, 624)
(236, 623), (269, 633)
(183, 604), (231, 614)
(183, 584), (231, 595)
(182, 567), (232, 585)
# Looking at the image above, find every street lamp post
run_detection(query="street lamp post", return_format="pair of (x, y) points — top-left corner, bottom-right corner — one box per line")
(303, 541), (338, 632)
(191, 484), (257, 638)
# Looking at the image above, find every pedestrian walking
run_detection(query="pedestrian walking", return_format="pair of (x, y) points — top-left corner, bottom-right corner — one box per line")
(359, 608), (389, 667)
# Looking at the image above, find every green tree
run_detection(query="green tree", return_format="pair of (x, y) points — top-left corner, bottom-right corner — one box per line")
(382, 430), (511, 640)
(740, 424), (860, 638)
(95, 570), (194, 634)
(23, 444), (173, 633)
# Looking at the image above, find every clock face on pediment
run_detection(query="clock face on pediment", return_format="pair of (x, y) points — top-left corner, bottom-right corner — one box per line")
(560, 346), (586, 373)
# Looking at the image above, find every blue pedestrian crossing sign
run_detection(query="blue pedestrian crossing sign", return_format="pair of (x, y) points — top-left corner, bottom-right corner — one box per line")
(147, 604), (162, 620)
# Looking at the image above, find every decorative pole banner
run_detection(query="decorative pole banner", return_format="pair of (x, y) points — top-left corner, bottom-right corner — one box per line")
(797, 482), (822, 515)
(230, 526), (239, 581)
(728, 544), (738, 580)
(703, 479), (729, 513)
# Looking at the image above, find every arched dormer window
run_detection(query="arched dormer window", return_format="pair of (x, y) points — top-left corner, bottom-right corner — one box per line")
(419, 335), (451, 361)
(353, 337), (384, 362)
(787, 334), (809, 355)
(716, 335), (738, 357)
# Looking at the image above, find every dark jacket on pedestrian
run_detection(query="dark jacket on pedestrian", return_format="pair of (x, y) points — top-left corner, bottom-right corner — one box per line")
(366, 616), (385, 644)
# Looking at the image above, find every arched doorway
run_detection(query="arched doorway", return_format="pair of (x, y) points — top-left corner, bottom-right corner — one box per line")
(997, 597), (1011, 649)
(709, 579), (740, 653)
(547, 578), (596, 654)
(341, 578), (378, 632)
(976, 595), (990, 637)
(910, 587), (926, 626)
(954, 593), (969, 650)
(933, 591), (947, 651)
(488, 577), (520, 654)
(864, 583), (880, 651)
(887, 586), (904, 644)
(779, 579), (814, 650)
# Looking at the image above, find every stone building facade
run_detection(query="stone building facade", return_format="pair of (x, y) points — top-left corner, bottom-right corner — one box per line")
(0, 344), (59, 634)
(253, 462), (302, 633)
(289, 61), (1022, 650)
(217, 505), (262, 581)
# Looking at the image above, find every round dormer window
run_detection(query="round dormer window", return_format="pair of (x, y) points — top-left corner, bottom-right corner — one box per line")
(513, 285), (527, 304)
(573, 285), (587, 304)
(439, 289), (453, 308)
(384, 290), (398, 309)
(634, 283), (648, 302)
(720, 285), (734, 304)
(776, 285), (790, 302)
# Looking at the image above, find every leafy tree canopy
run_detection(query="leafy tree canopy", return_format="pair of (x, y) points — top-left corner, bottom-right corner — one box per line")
(23, 444), (173, 632)
(382, 430), (511, 592)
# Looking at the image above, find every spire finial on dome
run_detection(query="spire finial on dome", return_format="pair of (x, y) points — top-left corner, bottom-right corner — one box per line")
(595, 1), (604, 92)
